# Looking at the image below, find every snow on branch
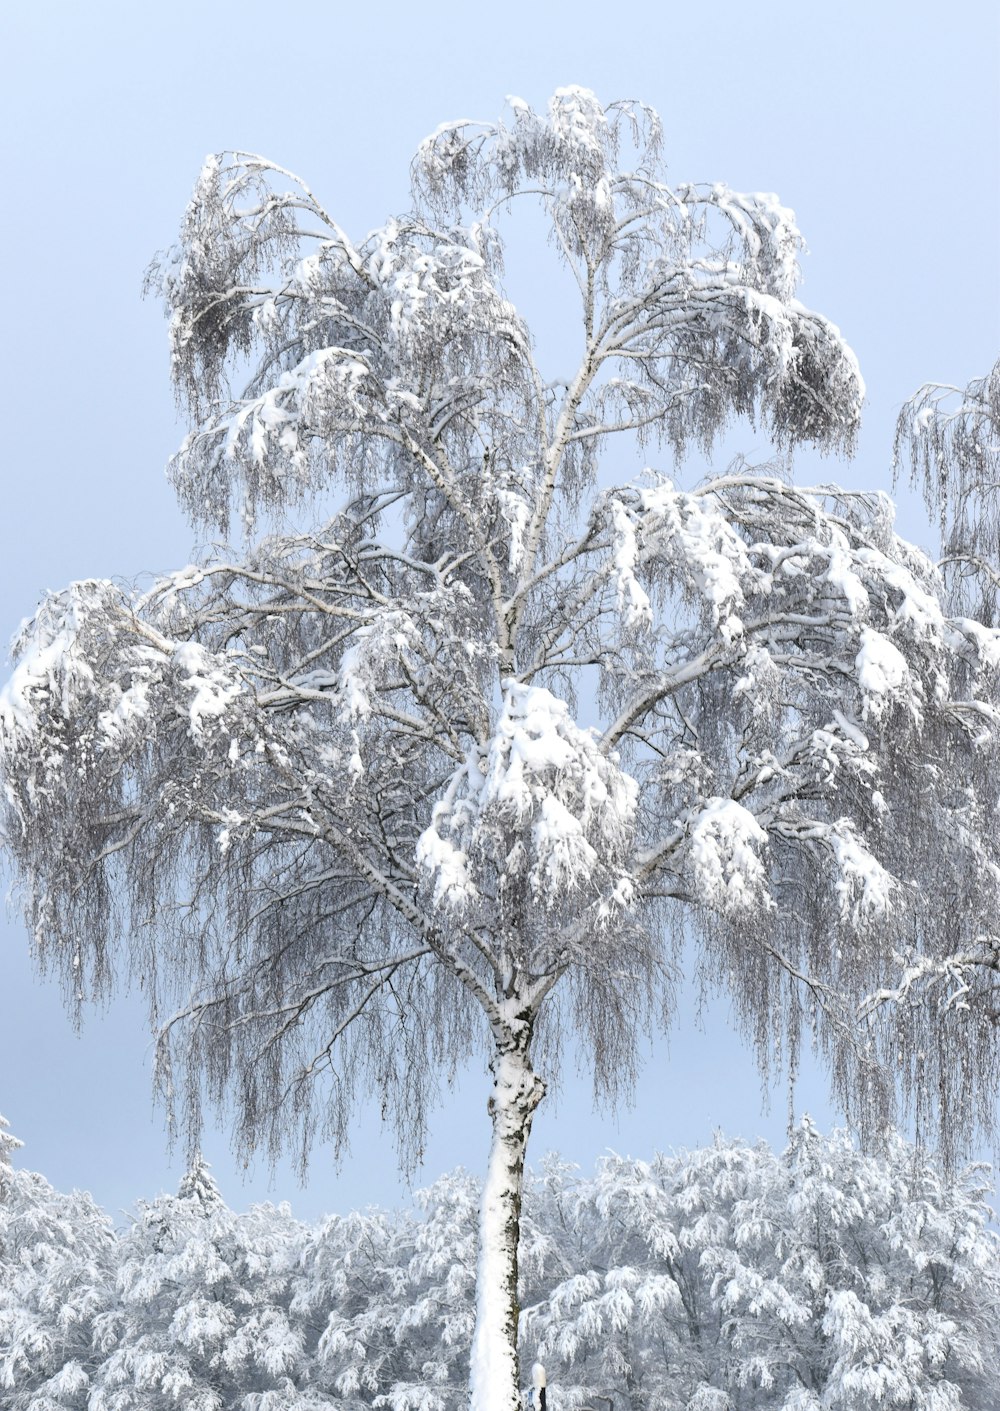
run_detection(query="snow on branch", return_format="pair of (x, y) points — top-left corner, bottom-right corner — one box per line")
(417, 680), (637, 924)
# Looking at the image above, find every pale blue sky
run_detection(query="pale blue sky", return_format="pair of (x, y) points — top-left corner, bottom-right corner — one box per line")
(1, 0), (998, 1222)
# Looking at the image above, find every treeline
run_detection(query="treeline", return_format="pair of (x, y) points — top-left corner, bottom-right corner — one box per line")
(1, 1118), (997, 1409)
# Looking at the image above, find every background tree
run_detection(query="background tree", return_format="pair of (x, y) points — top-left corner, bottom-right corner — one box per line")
(896, 358), (1000, 620)
(864, 362), (1000, 1155)
(292, 1170), (481, 1411)
(3, 89), (1000, 1411)
(0, 1115), (117, 1410)
(87, 1158), (310, 1411)
(3, 1130), (997, 1410)
(522, 1127), (1000, 1409)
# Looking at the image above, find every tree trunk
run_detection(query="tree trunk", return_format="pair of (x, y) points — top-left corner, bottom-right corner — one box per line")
(469, 1033), (546, 1411)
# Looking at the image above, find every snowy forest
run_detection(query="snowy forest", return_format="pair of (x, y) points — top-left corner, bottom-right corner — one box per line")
(4, 1115), (1000, 1408)
(3, 84), (1000, 1411)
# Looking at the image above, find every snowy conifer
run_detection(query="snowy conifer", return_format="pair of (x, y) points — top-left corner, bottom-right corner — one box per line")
(0, 1131), (997, 1408)
(522, 1127), (1000, 1408)
(292, 1170), (485, 1411)
(89, 1164), (308, 1410)
(177, 1154), (224, 1207)
(0, 1113), (22, 1169)
(0, 1123), (116, 1410)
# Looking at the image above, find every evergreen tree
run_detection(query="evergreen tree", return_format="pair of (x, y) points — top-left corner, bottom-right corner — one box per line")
(0, 1116), (116, 1411)
(90, 1158), (311, 1411)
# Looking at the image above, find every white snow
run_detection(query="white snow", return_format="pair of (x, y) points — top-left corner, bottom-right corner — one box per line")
(0, 588), (101, 741)
(173, 642), (242, 736)
(827, 824), (895, 923)
(854, 628), (916, 721)
(417, 681), (637, 913)
(685, 798), (769, 912)
(823, 543), (869, 616)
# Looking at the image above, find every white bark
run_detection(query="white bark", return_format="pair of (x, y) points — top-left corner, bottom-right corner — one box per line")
(470, 1033), (546, 1411)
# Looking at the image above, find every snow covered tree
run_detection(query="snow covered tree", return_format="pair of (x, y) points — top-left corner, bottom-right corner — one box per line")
(292, 1169), (483, 1411)
(896, 358), (1000, 619)
(292, 1203), (414, 1407)
(522, 1126), (1000, 1409)
(4, 89), (1000, 1411)
(0, 1128), (997, 1409)
(89, 1158), (315, 1411)
(0, 1116), (117, 1410)
(865, 361), (1000, 1159)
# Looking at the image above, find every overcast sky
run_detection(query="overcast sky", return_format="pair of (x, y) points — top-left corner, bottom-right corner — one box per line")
(1, 0), (998, 1223)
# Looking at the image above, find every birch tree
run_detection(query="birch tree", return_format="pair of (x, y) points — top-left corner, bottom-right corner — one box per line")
(896, 357), (1000, 620)
(868, 360), (1000, 1155)
(3, 89), (1000, 1411)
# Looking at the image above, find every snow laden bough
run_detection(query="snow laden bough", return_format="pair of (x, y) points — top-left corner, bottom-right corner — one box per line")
(3, 88), (1000, 1411)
